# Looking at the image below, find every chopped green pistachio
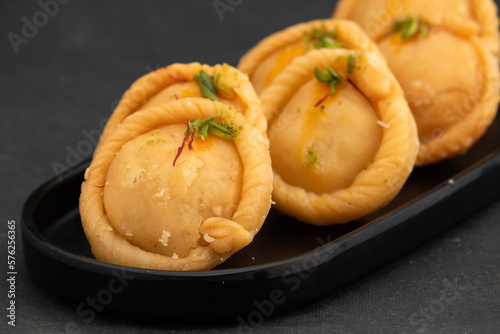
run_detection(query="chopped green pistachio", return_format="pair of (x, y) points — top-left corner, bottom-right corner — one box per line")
(326, 65), (345, 83)
(314, 64), (347, 105)
(328, 81), (339, 96)
(314, 67), (333, 83)
(200, 84), (218, 101)
(220, 119), (242, 137)
(173, 114), (237, 166)
(305, 26), (342, 50)
(305, 149), (319, 167)
(193, 70), (219, 101)
(213, 71), (229, 95)
(393, 17), (430, 40)
(315, 66), (345, 86)
(346, 54), (355, 77)
(314, 35), (343, 49)
(420, 26), (430, 37)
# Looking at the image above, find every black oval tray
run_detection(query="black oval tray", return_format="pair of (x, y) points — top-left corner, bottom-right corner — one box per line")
(21, 116), (500, 324)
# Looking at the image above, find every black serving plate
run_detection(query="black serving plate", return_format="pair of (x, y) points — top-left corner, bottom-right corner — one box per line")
(22, 115), (500, 324)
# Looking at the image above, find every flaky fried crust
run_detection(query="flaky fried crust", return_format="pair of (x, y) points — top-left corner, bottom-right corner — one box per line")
(80, 98), (272, 270)
(334, 0), (499, 53)
(260, 48), (418, 225)
(238, 19), (384, 94)
(96, 63), (266, 155)
(334, 0), (500, 166)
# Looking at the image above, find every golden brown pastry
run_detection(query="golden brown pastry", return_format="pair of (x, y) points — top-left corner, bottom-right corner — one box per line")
(334, 0), (500, 165)
(80, 98), (273, 270)
(237, 19), (383, 95)
(333, 0), (500, 55)
(260, 48), (419, 225)
(96, 63), (267, 155)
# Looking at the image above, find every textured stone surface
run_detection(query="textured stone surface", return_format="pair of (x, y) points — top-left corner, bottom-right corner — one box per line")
(1, 1), (499, 333)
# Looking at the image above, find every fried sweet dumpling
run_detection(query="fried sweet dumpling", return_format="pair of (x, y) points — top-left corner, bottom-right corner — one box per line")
(260, 48), (418, 225)
(237, 19), (382, 95)
(333, 0), (500, 55)
(79, 98), (273, 271)
(334, 0), (500, 165)
(96, 63), (266, 154)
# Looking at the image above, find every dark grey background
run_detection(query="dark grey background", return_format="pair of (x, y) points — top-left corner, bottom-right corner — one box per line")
(1, 0), (500, 333)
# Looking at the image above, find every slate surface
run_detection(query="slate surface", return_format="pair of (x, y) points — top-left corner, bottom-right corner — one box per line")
(1, 1), (500, 333)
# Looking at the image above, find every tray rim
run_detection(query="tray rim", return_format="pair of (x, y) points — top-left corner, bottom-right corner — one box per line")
(20, 142), (500, 322)
(22, 146), (500, 280)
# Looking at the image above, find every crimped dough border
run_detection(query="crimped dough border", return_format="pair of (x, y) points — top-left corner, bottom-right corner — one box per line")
(260, 48), (419, 225)
(80, 98), (272, 271)
(333, 0), (500, 55)
(237, 18), (384, 80)
(334, 0), (500, 165)
(97, 63), (266, 154)
(416, 35), (499, 165)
